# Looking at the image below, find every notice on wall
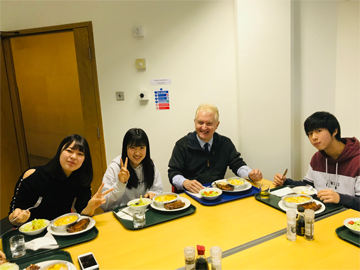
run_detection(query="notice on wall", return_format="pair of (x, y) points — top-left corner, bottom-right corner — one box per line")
(154, 88), (170, 110)
(151, 78), (172, 85)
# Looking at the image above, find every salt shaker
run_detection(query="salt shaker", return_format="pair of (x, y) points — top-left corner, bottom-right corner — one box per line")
(304, 209), (315, 241)
(286, 209), (297, 241)
(210, 246), (222, 270)
(184, 246), (196, 270)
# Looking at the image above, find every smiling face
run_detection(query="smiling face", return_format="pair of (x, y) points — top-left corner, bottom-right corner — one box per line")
(307, 128), (337, 151)
(127, 144), (147, 168)
(59, 141), (85, 177)
(194, 109), (220, 142)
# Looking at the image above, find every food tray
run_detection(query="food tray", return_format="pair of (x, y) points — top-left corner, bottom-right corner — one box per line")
(254, 185), (344, 218)
(11, 250), (73, 270)
(184, 183), (260, 206)
(335, 226), (360, 247)
(113, 204), (196, 230)
(2, 226), (98, 262)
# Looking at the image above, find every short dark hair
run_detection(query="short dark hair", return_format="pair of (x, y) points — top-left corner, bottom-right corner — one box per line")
(121, 128), (155, 189)
(46, 134), (93, 186)
(304, 111), (341, 141)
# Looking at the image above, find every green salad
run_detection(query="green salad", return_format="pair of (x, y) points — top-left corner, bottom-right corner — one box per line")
(22, 218), (47, 231)
(129, 196), (149, 207)
(348, 219), (360, 231)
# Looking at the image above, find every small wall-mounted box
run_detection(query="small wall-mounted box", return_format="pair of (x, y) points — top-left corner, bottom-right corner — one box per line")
(138, 91), (149, 101)
(135, 58), (146, 69)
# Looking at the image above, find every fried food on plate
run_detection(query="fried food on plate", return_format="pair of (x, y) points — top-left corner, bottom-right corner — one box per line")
(164, 200), (185, 210)
(66, 218), (90, 233)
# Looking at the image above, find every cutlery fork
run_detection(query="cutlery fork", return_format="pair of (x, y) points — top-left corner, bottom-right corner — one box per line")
(12, 196), (43, 222)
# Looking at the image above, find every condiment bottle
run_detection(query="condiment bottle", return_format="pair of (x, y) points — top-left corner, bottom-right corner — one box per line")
(286, 209), (297, 241)
(304, 209), (315, 241)
(210, 246), (222, 270)
(184, 246), (196, 270)
(296, 205), (305, 236)
(195, 245), (209, 270)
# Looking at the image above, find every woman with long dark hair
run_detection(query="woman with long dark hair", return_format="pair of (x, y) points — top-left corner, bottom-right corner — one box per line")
(9, 134), (113, 226)
(101, 128), (163, 211)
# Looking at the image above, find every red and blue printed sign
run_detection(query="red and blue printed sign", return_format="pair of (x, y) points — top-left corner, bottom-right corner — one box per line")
(155, 88), (170, 110)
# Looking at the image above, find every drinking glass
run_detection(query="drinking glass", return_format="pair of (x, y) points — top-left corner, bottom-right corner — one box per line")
(10, 234), (26, 258)
(260, 184), (270, 199)
(133, 209), (146, 228)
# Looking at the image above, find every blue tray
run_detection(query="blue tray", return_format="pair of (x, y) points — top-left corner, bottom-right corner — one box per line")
(185, 182), (260, 206)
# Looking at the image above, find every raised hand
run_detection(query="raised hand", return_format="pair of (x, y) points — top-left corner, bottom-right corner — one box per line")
(82, 183), (114, 216)
(118, 157), (130, 184)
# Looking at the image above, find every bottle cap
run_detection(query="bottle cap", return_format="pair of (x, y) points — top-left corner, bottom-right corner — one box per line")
(286, 209), (297, 218)
(297, 205), (305, 212)
(184, 246), (195, 259)
(304, 209), (315, 219)
(197, 245), (205, 255)
(210, 246), (222, 258)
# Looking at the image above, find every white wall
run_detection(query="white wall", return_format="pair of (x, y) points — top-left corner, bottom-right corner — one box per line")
(1, 0), (359, 189)
(235, 0), (292, 180)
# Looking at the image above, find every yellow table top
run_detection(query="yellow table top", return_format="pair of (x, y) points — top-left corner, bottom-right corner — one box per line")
(3, 180), (359, 270)
(65, 181), (289, 269)
(222, 209), (360, 270)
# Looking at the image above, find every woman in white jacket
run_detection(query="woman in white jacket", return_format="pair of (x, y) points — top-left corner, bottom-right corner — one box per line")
(101, 128), (163, 211)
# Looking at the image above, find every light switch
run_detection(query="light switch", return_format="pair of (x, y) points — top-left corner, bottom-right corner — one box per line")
(135, 59), (146, 69)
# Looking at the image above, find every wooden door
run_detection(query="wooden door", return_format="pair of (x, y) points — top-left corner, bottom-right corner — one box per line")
(1, 22), (106, 218)
(0, 40), (23, 219)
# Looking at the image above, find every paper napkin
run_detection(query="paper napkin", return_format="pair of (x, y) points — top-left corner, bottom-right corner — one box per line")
(270, 187), (294, 197)
(25, 232), (59, 251)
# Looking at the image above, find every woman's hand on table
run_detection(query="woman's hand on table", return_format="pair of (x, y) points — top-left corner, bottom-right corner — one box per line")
(9, 208), (30, 226)
(273, 173), (286, 187)
(118, 157), (130, 184)
(0, 250), (6, 265)
(317, 189), (340, 204)
(144, 192), (156, 200)
(82, 183), (114, 216)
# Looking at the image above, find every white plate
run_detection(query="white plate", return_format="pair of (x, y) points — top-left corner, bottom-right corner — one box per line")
(47, 216), (95, 236)
(278, 199), (325, 214)
(150, 197), (190, 212)
(211, 179), (252, 193)
(22, 260), (76, 270)
(343, 218), (360, 235)
(292, 186), (317, 196)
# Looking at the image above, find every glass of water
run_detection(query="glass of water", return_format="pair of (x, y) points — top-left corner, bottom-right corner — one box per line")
(133, 209), (146, 228)
(10, 234), (26, 258)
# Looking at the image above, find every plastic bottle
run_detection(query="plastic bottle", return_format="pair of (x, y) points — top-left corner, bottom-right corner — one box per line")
(210, 246), (222, 270)
(296, 205), (305, 236)
(304, 209), (315, 241)
(286, 209), (297, 241)
(184, 246), (196, 270)
(195, 245), (209, 270)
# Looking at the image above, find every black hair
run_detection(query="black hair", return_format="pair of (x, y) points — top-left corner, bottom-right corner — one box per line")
(304, 111), (341, 141)
(121, 128), (155, 189)
(45, 134), (93, 186)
